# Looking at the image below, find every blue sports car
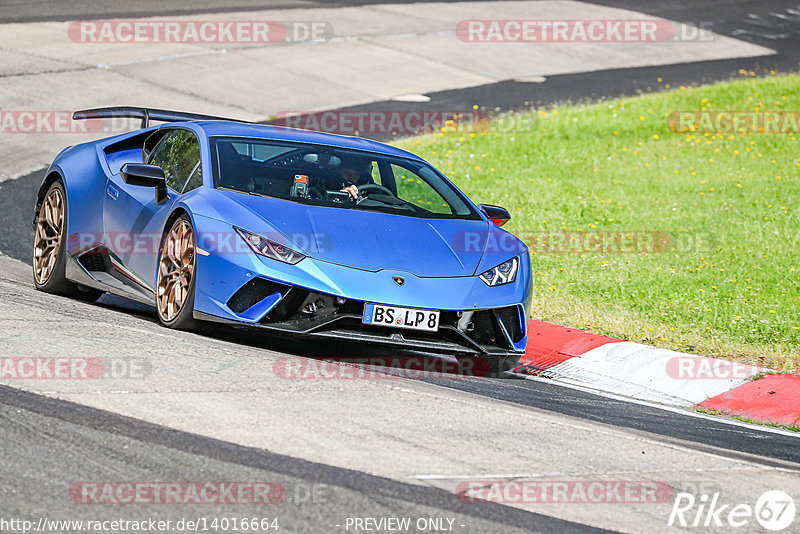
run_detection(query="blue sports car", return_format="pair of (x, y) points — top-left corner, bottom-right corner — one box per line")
(33, 107), (532, 373)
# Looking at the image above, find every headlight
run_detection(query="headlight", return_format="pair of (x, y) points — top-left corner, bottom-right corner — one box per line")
(234, 227), (306, 265)
(479, 256), (519, 286)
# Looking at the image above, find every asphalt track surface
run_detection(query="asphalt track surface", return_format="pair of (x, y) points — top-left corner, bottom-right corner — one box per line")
(0, 386), (603, 534)
(2, 1), (800, 532)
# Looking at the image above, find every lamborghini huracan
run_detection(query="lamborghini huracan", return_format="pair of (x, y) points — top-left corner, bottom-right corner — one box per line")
(33, 107), (532, 373)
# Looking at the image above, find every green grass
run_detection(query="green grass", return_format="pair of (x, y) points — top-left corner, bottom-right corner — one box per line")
(730, 415), (800, 432)
(693, 406), (799, 432)
(396, 72), (800, 370)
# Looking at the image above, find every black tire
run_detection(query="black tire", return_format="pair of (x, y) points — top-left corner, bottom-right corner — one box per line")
(32, 180), (102, 302)
(155, 214), (199, 331)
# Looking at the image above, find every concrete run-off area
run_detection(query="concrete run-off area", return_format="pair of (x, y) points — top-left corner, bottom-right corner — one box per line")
(0, 1), (773, 180)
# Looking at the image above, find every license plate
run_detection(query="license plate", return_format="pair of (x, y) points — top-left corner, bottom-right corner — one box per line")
(362, 303), (440, 332)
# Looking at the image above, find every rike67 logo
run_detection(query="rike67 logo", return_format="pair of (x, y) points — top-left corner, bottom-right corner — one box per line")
(669, 490), (795, 531)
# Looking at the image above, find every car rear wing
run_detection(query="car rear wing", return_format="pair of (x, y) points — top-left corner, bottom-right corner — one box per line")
(72, 106), (250, 129)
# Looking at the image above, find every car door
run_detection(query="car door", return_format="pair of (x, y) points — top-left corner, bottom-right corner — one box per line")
(103, 128), (203, 289)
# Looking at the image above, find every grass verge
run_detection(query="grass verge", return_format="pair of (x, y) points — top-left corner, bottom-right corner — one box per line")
(396, 72), (800, 370)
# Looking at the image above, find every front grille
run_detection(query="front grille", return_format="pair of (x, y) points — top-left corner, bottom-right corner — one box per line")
(262, 290), (353, 323)
(250, 288), (516, 353)
(468, 310), (507, 348)
(262, 287), (310, 322)
(294, 301), (514, 351)
(227, 278), (288, 313)
(313, 317), (477, 349)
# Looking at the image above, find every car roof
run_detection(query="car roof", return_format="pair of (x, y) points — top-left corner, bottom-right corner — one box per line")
(191, 120), (425, 161)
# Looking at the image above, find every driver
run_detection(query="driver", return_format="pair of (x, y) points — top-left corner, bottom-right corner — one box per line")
(334, 156), (374, 200)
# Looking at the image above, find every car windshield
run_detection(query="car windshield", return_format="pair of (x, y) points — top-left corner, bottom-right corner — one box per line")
(209, 137), (479, 219)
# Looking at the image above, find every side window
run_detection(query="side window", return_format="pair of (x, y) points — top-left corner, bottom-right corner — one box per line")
(367, 161), (381, 184)
(148, 129), (202, 193)
(390, 164), (452, 214)
(183, 162), (203, 193)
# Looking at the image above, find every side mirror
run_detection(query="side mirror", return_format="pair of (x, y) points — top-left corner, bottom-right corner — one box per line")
(479, 204), (511, 227)
(121, 163), (169, 205)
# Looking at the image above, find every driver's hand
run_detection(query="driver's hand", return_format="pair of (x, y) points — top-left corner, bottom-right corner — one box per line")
(340, 184), (359, 200)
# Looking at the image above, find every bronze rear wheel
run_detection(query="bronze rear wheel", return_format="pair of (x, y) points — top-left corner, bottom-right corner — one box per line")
(32, 180), (102, 301)
(156, 216), (198, 329)
(33, 186), (65, 285)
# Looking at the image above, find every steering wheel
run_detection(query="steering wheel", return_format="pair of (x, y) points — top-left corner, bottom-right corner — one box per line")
(358, 183), (395, 197)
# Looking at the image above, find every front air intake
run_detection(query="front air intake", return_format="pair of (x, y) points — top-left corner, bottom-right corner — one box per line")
(227, 278), (289, 313)
(495, 305), (524, 343)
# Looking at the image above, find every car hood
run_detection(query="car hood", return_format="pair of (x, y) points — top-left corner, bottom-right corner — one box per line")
(208, 190), (494, 277)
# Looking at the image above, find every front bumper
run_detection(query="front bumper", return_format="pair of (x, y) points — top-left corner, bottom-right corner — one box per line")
(191, 216), (532, 356)
(196, 302), (526, 357)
